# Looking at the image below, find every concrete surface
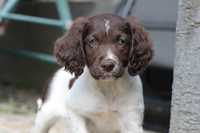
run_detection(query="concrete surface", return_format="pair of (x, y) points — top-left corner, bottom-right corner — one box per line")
(170, 0), (200, 133)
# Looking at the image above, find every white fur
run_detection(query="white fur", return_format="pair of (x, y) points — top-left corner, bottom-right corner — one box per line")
(106, 49), (118, 61)
(37, 98), (43, 110)
(104, 19), (110, 35)
(106, 49), (120, 72)
(32, 67), (144, 133)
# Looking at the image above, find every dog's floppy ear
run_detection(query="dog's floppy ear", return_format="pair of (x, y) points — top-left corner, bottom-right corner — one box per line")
(54, 17), (88, 77)
(126, 16), (153, 76)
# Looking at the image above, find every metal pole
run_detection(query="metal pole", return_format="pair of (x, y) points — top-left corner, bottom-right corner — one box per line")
(4, 13), (64, 27)
(0, 0), (19, 18)
(56, 0), (72, 30)
(0, 48), (56, 64)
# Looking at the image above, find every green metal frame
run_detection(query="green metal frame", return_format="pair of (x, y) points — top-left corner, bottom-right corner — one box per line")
(0, 0), (72, 64)
(0, 0), (72, 29)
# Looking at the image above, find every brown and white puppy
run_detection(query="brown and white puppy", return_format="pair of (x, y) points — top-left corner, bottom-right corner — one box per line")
(32, 14), (153, 133)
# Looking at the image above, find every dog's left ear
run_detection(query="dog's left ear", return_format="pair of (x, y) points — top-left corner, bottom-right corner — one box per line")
(126, 16), (153, 76)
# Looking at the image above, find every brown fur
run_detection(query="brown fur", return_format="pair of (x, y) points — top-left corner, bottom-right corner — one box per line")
(54, 14), (153, 79)
(126, 16), (153, 76)
(54, 17), (88, 77)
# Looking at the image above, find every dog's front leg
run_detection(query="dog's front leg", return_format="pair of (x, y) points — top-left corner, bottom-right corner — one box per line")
(119, 110), (144, 133)
(31, 102), (89, 133)
(68, 110), (89, 133)
(31, 103), (61, 133)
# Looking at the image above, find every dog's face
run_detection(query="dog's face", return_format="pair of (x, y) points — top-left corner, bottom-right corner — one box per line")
(54, 14), (153, 80)
(84, 15), (131, 80)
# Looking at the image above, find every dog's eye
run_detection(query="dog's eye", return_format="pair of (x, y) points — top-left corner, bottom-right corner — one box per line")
(118, 36), (128, 45)
(87, 36), (98, 48)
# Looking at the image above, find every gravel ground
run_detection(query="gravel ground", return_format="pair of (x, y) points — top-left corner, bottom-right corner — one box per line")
(0, 113), (34, 133)
(0, 84), (158, 133)
(0, 113), (158, 133)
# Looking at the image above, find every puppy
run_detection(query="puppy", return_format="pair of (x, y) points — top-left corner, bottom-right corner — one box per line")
(32, 14), (153, 133)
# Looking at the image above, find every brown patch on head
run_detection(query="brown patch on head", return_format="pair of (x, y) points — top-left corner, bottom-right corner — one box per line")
(54, 14), (153, 81)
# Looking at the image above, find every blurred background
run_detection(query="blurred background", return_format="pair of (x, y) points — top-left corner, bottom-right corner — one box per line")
(0, 0), (177, 133)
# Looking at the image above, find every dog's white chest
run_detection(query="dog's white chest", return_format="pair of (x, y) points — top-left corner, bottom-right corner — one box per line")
(83, 94), (121, 133)
(87, 110), (120, 133)
(65, 84), (120, 115)
(65, 81), (131, 133)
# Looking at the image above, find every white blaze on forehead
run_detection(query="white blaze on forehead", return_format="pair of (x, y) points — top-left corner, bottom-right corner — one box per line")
(104, 19), (110, 35)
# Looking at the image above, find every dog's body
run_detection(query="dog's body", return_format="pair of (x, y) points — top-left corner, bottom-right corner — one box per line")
(32, 14), (153, 133)
(32, 67), (144, 133)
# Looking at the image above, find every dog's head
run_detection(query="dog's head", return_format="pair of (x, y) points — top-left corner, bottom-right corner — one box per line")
(54, 14), (153, 80)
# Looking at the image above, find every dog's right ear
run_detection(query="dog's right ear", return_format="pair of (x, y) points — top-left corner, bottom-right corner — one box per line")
(54, 17), (88, 77)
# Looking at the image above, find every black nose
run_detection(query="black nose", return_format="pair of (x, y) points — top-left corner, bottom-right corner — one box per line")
(101, 59), (116, 72)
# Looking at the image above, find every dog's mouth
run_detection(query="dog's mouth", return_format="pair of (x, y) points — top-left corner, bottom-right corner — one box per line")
(98, 74), (118, 80)
(90, 69), (124, 81)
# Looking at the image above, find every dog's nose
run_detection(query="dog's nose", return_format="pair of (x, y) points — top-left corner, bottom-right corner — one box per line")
(101, 59), (116, 72)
